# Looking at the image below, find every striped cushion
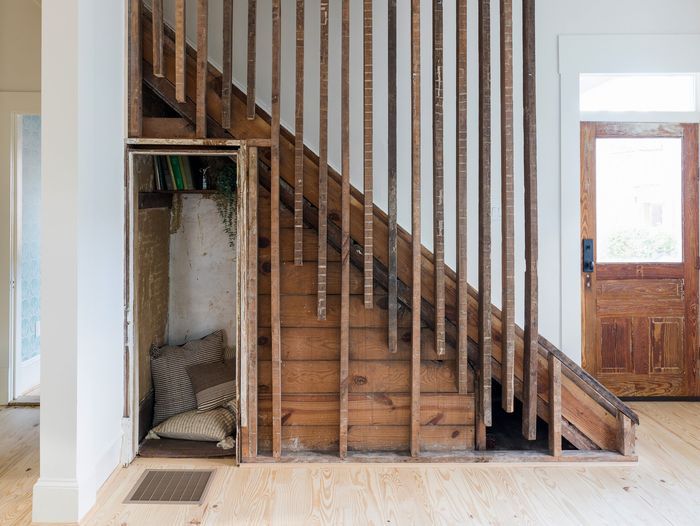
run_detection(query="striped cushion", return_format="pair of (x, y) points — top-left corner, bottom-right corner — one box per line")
(187, 360), (236, 412)
(150, 330), (225, 426)
(150, 406), (235, 442)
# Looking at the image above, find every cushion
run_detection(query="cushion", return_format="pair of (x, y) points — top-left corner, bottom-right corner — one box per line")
(149, 406), (235, 442)
(187, 359), (236, 412)
(150, 330), (225, 425)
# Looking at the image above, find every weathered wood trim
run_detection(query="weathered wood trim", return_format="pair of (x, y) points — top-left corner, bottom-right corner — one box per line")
(294, 0), (305, 267)
(339, 0), (351, 459)
(129, 0), (143, 137)
(617, 412), (636, 456)
(387, 0), (398, 354)
(500, 0), (516, 413)
(478, 0), (493, 428)
(270, 0), (282, 461)
(195, 0), (209, 138)
(246, 0), (257, 120)
(152, 0), (164, 78)
(222, 0), (233, 129)
(410, 0), (422, 458)
(548, 354), (562, 457)
(248, 146), (259, 458)
(363, 0), (374, 308)
(175, 0), (186, 103)
(522, 0), (539, 440)
(317, 0), (330, 321)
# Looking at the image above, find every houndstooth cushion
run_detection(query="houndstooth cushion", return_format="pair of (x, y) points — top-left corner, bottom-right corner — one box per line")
(150, 406), (235, 442)
(150, 330), (225, 426)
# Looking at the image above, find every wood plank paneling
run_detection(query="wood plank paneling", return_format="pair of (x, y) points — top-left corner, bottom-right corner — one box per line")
(522, 0), (539, 441)
(500, 0), (515, 413)
(410, 0), (422, 458)
(387, 0), (398, 354)
(195, 0), (208, 138)
(433, 0), (446, 358)
(175, 0), (187, 102)
(363, 0), (374, 308)
(456, 0), (469, 395)
(340, 0), (351, 459)
(222, 0), (233, 129)
(270, 0), (282, 460)
(318, 0), (330, 320)
(152, 0), (164, 78)
(246, 0), (257, 119)
(478, 0), (493, 428)
(294, 0), (305, 266)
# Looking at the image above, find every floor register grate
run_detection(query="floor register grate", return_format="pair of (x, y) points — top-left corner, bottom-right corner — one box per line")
(125, 469), (215, 504)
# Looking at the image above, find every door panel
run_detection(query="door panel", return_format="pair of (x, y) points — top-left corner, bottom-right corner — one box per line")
(581, 122), (699, 397)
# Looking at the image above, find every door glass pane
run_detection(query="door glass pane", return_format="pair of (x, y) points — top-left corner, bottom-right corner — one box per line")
(596, 137), (682, 263)
(18, 115), (42, 361)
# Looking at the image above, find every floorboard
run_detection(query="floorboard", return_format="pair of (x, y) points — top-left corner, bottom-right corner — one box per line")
(2, 403), (700, 525)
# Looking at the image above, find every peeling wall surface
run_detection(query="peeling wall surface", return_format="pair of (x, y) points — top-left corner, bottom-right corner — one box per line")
(168, 195), (236, 354)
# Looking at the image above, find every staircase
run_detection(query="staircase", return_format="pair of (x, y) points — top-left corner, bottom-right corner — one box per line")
(128, 0), (638, 462)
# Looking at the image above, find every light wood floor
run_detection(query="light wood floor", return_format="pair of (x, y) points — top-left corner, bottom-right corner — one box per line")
(2, 403), (699, 525)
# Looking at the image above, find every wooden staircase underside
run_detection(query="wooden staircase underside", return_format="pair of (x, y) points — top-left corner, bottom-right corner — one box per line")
(138, 15), (639, 455)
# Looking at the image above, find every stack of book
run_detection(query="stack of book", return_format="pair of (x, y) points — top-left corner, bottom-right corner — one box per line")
(154, 156), (199, 191)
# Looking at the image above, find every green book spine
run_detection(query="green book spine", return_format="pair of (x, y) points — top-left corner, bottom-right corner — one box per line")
(179, 156), (193, 189)
(165, 156), (176, 190)
(169, 156), (184, 190)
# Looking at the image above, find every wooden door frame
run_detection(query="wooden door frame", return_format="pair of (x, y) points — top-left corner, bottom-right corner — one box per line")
(122, 139), (251, 464)
(581, 122), (699, 397)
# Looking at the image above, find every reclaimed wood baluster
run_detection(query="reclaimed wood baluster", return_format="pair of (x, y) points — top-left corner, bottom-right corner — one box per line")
(500, 0), (516, 413)
(387, 0), (398, 353)
(433, 0), (446, 356)
(294, 0), (305, 266)
(271, 0), (282, 461)
(128, 0), (142, 137)
(478, 0), (493, 429)
(363, 0), (374, 308)
(248, 147), (259, 458)
(317, 0), (329, 320)
(152, 0), (164, 78)
(222, 0), (233, 129)
(456, 0), (469, 393)
(548, 354), (562, 457)
(247, 0), (257, 120)
(410, 0), (422, 458)
(175, 0), (187, 103)
(523, 0), (539, 441)
(195, 0), (208, 138)
(339, 0), (350, 460)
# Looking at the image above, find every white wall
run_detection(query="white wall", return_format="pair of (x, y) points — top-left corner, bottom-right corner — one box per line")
(177, 0), (700, 361)
(33, 0), (126, 522)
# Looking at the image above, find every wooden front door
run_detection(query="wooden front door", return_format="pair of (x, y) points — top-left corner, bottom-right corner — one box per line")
(581, 122), (699, 397)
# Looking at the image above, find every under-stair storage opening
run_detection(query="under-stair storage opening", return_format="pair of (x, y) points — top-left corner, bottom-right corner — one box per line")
(126, 142), (250, 462)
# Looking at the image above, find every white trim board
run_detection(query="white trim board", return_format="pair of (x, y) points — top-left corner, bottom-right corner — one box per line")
(558, 34), (700, 364)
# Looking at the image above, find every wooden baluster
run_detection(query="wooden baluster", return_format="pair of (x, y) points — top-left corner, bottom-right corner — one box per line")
(500, 0), (516, 413)
(522, 0), (539, 441)
(152, 0), (164, 78)
(410, 0), (422, 458)
(128, 0), (142, 137)
(247, 0), (257, 120)
(270, 0), (282, 461)
(478, 0), (493, 429)
(387, 0), (398, 353)
(317, 0), (329, 320)
(433, 0), (446, 357)
(248, 147), (259, 458)
(222, 0), (233, 129)
(175, 0), (187, 103)
(548, 354), (562, 457)
(195, 0), (208, 138)
(294, 0), (305, 266)
(456, 0), (469, 394)
(339, 0), (350, 460)
(363, 0), (374, 308)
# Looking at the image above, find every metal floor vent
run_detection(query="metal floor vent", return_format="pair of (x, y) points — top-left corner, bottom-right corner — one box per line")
(125, 469), (215, 505)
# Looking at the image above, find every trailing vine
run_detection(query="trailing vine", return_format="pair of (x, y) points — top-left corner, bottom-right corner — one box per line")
(211, 163), (238, 251)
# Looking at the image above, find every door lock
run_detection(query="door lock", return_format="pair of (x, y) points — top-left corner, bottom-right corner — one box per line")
(582, 239), (595, 273)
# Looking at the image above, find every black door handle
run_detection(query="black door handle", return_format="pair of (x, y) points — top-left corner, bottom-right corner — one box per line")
(582, 239), (594, 273)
